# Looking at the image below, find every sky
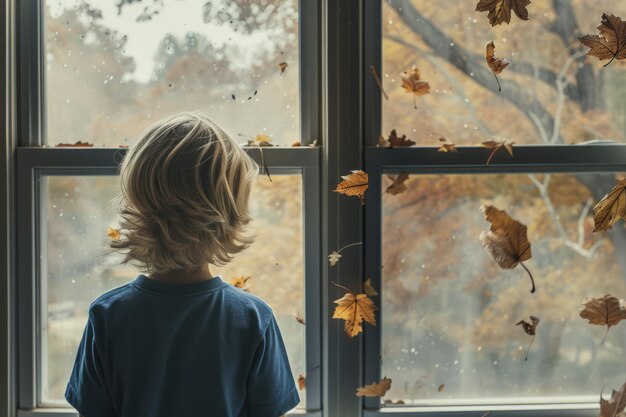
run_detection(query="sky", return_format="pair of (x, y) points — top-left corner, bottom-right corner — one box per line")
(47, 0), (282, 83)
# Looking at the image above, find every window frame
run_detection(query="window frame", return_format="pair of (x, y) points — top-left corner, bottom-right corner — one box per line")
(11, 0), (324, 415)
(362, 2), (626, 417)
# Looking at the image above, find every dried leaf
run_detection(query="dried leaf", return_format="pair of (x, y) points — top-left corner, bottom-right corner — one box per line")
(107, 227), (121, 241)
(438, 383), (445, 392)
(481, 140), (514, 164)
(278, 61), (288, 75)
(295, 314), (305, 325)
(385, 130), (416, 148)
(385, 174), (410, 196)
(229, 276), (252, 292)
(55, 141), (93, 147)
(328, 251), (342, 266)
(438, 143), (458, 153)
(592, 179), (626, 232)
(580, 294), (626, 344)
(298, 374), (306, 391)
(485, 41), (510, 92)
(516, 315), (539, 335)
(401, 66), (430, 109)
(292, 140), (301, 147)
(579, 14), (626, 67)
(383, 399), (406, 405)
(599, 381), (626, 417)
(516, 315), (539, 360)
(332, 283), (377, 338)
(356, 377), (391, 397)
(479, 205), (535, 293)
(334, 170), (368, 205)
(247, 134), (273, 147)
(364, 278), (379, 297)
(475, 0), (531, 26)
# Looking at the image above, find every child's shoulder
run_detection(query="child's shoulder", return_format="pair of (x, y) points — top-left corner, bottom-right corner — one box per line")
(87, 281), (136, 315)
(222, 284), (273, 316)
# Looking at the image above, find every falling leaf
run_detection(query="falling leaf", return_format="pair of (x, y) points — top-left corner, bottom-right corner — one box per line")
(332, 282), (377, 338)
(230, 276), (252, 292)
(580, 294), (626, 344)
(334, 170), (368, 205)
(295, 314), (305, 325)
(328, 251), (342, 266)
(401, 66), (430, 109)
(438, 383), (445, 392)
(231, 94), (236, 101)
(475, 0), (531, 26)
(369, 65), (389, 100)
(247, 134), (273, 147)
(479, 205), (535, 293)
(599, 381), (626, 417)
(516, 315), (539, 360)
(485, 41), (510, 92)
(385, 174), (410, 196)
(384, 130), (416, 148)
(481, 140), (514, 164)
(579, 14), (626, 67)
(55, 141), (94, 147)
(592, 179), (626, 232)
(356, 377), (391, 397)
(438, 143), (458, 153)
(278, 61), (288, 75)
(298, 374), (306, 391)
(107, 227), (121, 241)
(364, 278), (379, 297)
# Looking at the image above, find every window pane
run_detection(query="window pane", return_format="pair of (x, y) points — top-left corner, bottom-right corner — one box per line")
(41, 174), (305, 408)
(382, 0), (626, 145)
(45, 0), (299, 146)
(381, 172), (626, 405)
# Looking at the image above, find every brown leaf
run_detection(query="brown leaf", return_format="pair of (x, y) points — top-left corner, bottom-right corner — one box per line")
(332, 283), (377, 338)
(592, 179), (626, 232)
(516, 315), (539, 335)
(385, 130), (416, 148)
(229, 276), (252, 292)
(247, 134), (273, 147)
(475, 0), (531, 26)
(55, 141), (94, 147)
(295, 314), (306, 325)
(580, 294), (626, 344)
(479, 205), (535, 293)
(298, 374), (306, 391)
(363, 278), (379, 296)
(356, 377), (391, 397)
(438, 383), (445, 392)
(579, 14), (626, 67)
(278, 61), (288, 75)
(438, 143), (458, 153)
(292, 140), (301, 147)
(485, 41), (510, 92)
(401, 66), (430, 109)
(107, 227), (121, 241)
(334, 170), (368, 205)
(481, 140), (514, 164)
(385, 174), (410, 196)
(599, 381), (626, 417)
(383, 399), (406, 405)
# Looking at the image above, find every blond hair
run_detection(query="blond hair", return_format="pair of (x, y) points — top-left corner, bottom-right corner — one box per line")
(110, 112), (258, 274)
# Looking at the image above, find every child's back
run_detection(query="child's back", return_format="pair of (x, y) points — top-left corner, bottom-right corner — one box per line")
(65, 113), (299, 417)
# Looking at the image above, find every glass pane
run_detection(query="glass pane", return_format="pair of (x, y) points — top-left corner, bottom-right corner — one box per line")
(381, 172), (626, 405)
(42, 174), (305, 408)
(382, 0), (626, 145)
(45, 0), (299, 146)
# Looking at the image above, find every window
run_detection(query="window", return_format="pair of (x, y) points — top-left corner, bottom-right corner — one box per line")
(363, 1), (626, 416)
(14, 0), (320, 415)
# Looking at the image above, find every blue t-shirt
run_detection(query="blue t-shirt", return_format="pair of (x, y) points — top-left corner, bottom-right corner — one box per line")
(65, 275), (299, 417)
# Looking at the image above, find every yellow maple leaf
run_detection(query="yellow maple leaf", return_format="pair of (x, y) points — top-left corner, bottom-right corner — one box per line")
(107, 227), (121, 241)
(334, 170), (368, 205)
(332, 290), (377, 337)
(356, 377), (392, 397)
(230, 276), (252, 292)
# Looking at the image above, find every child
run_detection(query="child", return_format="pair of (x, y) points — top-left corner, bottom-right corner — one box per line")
(65, 113), (299, 417)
